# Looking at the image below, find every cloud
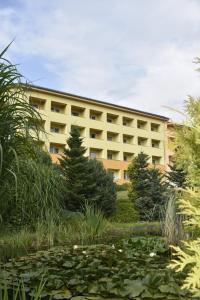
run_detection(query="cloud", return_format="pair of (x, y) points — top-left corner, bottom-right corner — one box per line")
(1, 0), (200, 121)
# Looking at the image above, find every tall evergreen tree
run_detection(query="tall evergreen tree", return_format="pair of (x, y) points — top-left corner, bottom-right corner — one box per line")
(128, 152), (167, 221)
(166, 160), (187, 188)
(59, 127), (94, 212)
(87, 159), (116, 217)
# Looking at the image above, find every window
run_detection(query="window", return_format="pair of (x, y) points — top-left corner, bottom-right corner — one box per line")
(50, 146), (59, 154)
(31, 103), (39, 109)
(107, 135), (113, 141)
(152, 156), (161, 165)
(51, 106), (60, 113)
(151, 139), (160, 148)
(151, 123), (160, 132)
(107, 113), (118, 124)
(90, 152), (97, 158)
(90, 115), (96, 120)
(138, 137), (148, 146)
(72, 111), (79, 117)
(108, 153), (113, 160)
(51, 127), (60, 133)
(124, 155), (127, 161)
(123, 134), (133, 144)
(124, 170), (129, 180)
(90, 133), (96, 139)
(123, 117), (133, 127)
(137, 120), (147, 130)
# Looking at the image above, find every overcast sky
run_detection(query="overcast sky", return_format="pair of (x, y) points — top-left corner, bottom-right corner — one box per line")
(1, 0), (200, 121)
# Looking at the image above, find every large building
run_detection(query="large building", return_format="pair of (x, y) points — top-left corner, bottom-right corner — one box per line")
(27, 85), (169, 184)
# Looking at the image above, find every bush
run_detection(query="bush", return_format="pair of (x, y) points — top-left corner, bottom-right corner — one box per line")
(116, 183), (130, 192)
(112, 197), (138, 223)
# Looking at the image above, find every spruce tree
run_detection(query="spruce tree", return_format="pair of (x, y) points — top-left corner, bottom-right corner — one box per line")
(166, 160), (187, 188)
(87, 159), (116, 217)
(128, 152), (167, 221)
(59, 127), (94, 212)
(128, 152), (150, 202)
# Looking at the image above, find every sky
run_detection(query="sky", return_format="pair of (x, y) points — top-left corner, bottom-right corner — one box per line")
(1, 0), (200, 121)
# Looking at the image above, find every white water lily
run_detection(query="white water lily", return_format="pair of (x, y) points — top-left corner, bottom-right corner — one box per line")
(82, 250), (87, 254)
(149, 252), (156, 257)
(111, 244), (115, 249)
(73, 245), (78, 250)
(118, 249), (123, 253)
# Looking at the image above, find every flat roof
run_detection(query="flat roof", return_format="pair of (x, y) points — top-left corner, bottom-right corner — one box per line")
(26, 84), (169, 121)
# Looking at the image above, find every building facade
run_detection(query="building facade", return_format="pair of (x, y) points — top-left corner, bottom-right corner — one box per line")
(27, 85), (169, 184)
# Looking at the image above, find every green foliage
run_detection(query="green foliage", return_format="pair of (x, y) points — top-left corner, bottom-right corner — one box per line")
(128, 152), (167, 221)
(3, 158), (65, 227)
(116, 183), (130, 192)
(169, 97), (200, 296)
(59, 129), (116, 216)
(59, 127), (95, 212)
(112, 194), (138, 223)
(166, 160), (187, 188)
(0, 46), (42, 213)
(87, 159), (116, 217)
(83, 203), (108, 241)
(0, 278), (46, 300)
(0, 237), (193, 299)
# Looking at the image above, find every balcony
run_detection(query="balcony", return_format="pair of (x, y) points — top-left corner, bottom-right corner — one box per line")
(123, 152), (134, 162)
(152, 155), (161, 165)
(151, 139), (160, 148)
(90, 128), (103, 140)
(107, 113), (119, 125)
(29, 97), (46, 110)
(90, 109), (103, 121)
(123, 134), (134, 145)
(138, 137), (148, 146)
(107, 131), (119, 142)
(107, 150), (119, 160)
(123, 117), (133, 127)
(89, 148), (103, 159)
(51, 101), (66, 114)
(137, 120), (148, 130)
(151, 122), (160, 132)
(71, 105), (85, 118)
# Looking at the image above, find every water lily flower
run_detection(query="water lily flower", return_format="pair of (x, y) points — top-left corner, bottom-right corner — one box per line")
(73, 245), (78, 250)
(149, 252), (156, 257)
(111, 244), (115, 249)
(82, 250), (87, 254)
(118, 249), (123, 253)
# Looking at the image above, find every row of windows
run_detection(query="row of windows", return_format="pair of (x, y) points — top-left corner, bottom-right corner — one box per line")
(30, 97), (161, 132)
(47, 122), (162, 149)
(49, 144), (162, 165)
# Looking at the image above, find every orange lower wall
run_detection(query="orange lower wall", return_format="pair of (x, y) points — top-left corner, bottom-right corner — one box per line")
(50, 154), (165, 184)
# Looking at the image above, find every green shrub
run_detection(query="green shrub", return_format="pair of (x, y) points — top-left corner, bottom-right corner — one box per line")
(112, 197), (138, 223)
(116, 182), (130, 192)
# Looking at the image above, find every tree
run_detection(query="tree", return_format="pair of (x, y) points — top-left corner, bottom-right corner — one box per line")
(166, 160), (187, 188)
(169, 97), (200, 296)
(87, 159), (116, 217)
(59, 127), (95, 212)
(128, 152), (150, 202)
(128, 152), (167, 221)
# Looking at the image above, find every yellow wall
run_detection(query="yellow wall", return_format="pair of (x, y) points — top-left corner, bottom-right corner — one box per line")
(27, 85), (169, 184)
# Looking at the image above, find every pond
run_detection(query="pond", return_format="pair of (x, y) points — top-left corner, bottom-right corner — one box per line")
(0, 237), (195, 299)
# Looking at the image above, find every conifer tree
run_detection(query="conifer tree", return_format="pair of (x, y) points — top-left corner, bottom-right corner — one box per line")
(128, 152), (167, 221)
(87, 159), (116, 217)
(59, 127), (94, 212)
(166, 160), (187, 188)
